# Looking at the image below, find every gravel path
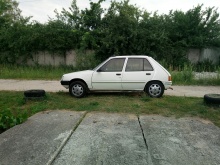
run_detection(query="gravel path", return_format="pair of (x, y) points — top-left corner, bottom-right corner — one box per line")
(0, 79), (219, 97)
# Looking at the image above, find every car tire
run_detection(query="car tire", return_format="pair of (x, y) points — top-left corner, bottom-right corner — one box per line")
(69, 81), (87, 98)
(24, 90), (46, 98)
(146, 81), (164, 98)
(204, 94), (220, 104)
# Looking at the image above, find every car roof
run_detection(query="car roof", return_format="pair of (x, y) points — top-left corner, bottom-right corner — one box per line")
(110, 55), (151, 58)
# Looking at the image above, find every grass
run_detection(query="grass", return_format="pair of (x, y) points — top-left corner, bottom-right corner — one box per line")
(170, 64), (220, 85)
(0, 64), (76, 80)
(0, 91), (220, 129)
(171, 71), (220, 85)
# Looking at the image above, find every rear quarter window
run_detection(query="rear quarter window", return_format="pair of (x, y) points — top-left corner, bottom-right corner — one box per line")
(125, 58), (153, 71)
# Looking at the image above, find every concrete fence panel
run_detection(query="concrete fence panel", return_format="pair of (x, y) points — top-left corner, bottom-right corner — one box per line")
(17, 48), (220, 66)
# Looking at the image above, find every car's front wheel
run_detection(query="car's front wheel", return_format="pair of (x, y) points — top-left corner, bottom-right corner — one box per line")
(69, 81), (87, 98)
(146, 81), (164, 98)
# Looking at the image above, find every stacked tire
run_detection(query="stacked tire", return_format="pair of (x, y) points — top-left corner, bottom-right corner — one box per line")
(204, 94), (220, 105)
(24, 90), (46, 98)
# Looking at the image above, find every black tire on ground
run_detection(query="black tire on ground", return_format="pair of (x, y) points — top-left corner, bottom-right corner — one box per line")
(69, 81), (87, 98)
(145, 81), (164, 98)
(204, 94), (220, 104)
(24, 90), (46, 98)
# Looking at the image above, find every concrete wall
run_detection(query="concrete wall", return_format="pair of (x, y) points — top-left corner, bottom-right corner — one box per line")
(21, 48), (220, 66)
(188, 48), (220, 65)
(26, 50), (77, 66)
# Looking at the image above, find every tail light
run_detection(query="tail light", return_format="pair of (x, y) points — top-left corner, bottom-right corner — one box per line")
(168, 76), (172, 81)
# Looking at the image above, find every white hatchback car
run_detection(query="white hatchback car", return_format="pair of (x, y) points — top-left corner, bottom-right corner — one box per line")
(61, 55), (172, 98)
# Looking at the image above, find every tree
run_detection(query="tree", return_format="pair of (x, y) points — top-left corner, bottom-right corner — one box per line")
(96, 0), (141, 60)
(0, 0), (25, 27)
(161, 5), (220, 67)
(0, 0), (30, 63)
(166, 5), (220, 48)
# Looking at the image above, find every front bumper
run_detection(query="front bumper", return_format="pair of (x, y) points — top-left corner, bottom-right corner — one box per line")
(60, 81), (69, 89)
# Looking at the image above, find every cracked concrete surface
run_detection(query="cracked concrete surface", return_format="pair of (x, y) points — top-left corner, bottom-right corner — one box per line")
(0, 111), (220, 165)
(140, 115), (220, 165)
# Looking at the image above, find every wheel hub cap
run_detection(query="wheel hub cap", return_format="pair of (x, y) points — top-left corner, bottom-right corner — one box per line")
(72, 84), (83, 96)
(149, 84), (161, 96)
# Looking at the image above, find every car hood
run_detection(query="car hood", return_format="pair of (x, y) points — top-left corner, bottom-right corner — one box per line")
(62, 70), (94, 79)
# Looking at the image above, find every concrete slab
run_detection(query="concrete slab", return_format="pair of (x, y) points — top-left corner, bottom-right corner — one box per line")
(0, 110), (86, 165)
(52, 112), (150, 165)
(139, 115), (220, 165)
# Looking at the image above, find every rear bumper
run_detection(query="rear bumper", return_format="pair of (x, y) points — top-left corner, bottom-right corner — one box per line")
(163, 81), (172, 89)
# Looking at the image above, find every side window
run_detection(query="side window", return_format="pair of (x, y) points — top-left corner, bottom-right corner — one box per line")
(99, 58), (125, 72)
(144, 59), (153, 71)
(126, 58), (153, 71)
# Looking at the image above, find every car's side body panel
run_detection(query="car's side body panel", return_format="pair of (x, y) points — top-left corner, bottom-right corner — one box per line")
(121, 71), (154, 90)
(91, 72), (123, 90)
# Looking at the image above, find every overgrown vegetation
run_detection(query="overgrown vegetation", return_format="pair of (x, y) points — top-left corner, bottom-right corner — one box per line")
(0, 91), (219, 133)
(0, 64), (75, 80)
(0, 0), (220, 69)
(0, 108), (27, 132)
(1, 63), (220, 85)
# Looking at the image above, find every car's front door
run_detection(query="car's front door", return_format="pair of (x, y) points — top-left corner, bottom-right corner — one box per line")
(92, 58), (126, 90)
(122, 58), (154, 90)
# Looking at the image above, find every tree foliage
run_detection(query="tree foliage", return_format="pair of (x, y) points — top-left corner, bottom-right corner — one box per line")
(0, 0), (220, 68)
(0, 0), (22, 26)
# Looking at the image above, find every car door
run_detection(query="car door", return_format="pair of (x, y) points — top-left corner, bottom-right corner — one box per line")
(91, 58), (126, 90)
(121, 58), (154, 90)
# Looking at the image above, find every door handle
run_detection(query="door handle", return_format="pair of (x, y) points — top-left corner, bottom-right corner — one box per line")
(146, 73), (151, 75)
(116, 73), (121, 76)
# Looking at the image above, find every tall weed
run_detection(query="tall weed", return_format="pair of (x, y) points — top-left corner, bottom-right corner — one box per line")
(172, 64), (194, 84)
(182, 64), (194, 82)
(194, 59), (216, 72)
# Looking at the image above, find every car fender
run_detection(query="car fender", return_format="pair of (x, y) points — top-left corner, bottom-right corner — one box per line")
(61, 70), (94, 89)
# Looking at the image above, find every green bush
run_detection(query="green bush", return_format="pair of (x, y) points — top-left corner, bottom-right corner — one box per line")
(0, 109), (27, 131)
(75, 50), (100, 70)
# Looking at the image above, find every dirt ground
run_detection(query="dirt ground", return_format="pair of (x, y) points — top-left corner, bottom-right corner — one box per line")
(0, 79), (220, 97)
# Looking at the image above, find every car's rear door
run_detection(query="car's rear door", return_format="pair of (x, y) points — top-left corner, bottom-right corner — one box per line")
(121, 57), (154, 90)
(91, 58), (126, 90)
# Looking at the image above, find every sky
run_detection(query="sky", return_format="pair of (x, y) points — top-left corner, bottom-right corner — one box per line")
(17, 0), (220, 23)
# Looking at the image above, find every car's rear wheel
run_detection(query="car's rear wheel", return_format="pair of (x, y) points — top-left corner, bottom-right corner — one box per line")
(146, 81), (164, 98)
(69, 81), (87, 98)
